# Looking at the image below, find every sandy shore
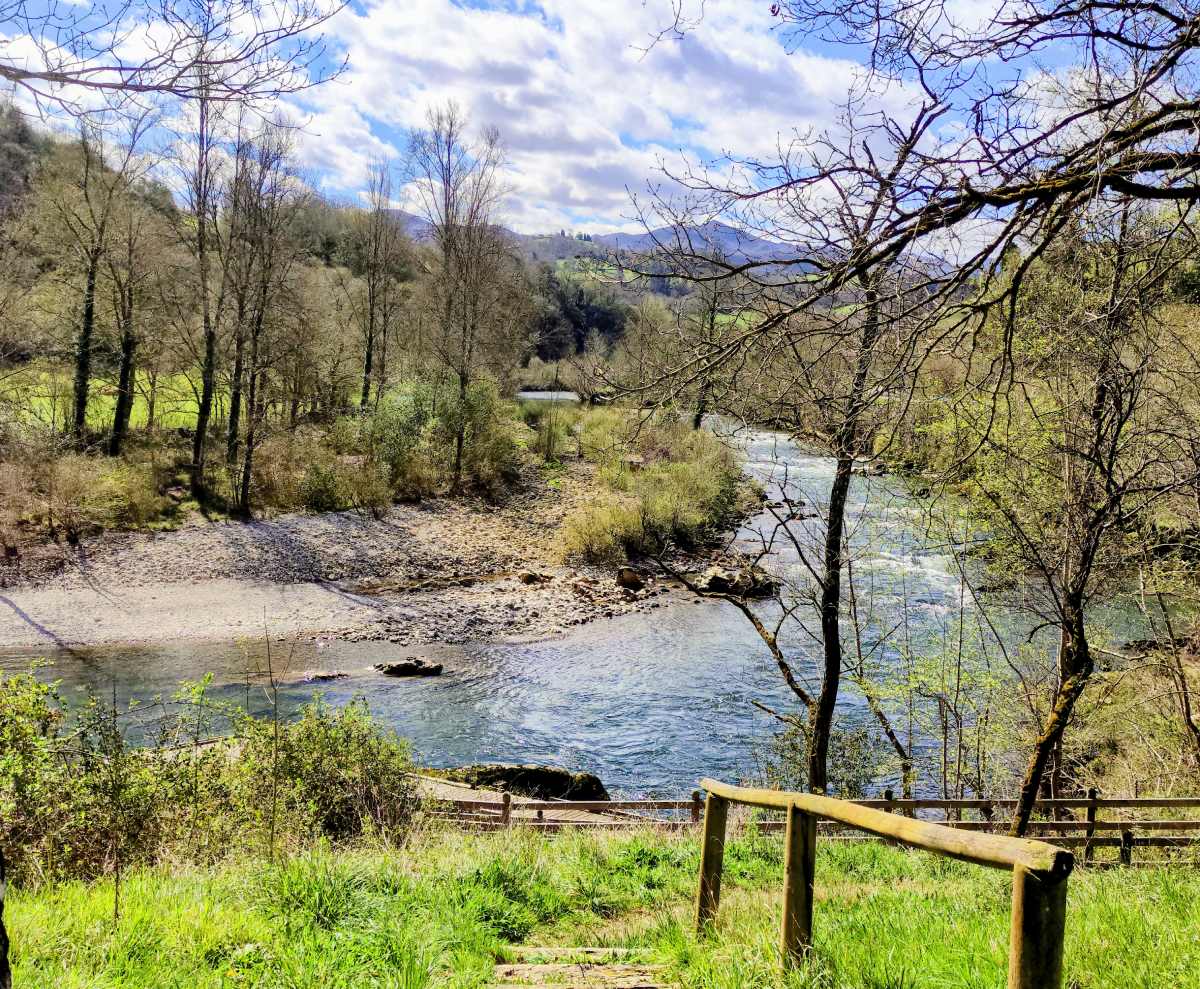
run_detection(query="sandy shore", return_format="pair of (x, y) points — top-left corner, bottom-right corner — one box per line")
(0, 464), (680, 650)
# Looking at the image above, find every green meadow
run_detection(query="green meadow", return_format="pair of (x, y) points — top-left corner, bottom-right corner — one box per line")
(9, 828), (1198, 989)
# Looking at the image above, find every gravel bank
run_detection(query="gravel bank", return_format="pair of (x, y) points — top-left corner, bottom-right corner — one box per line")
(0, 464), (681, 649)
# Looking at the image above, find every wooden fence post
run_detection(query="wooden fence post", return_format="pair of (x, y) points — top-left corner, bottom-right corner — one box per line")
(1120, 829), (1133, 867)
(500, 791), (512, 827)
(1083, 788), (1098, 865)
(1008, 866), (1068, 989)
(695, 792), (729, 931)
(691, 790), (702, 825)
(780, 801), (816, 966)
(1, 847), (10, 989)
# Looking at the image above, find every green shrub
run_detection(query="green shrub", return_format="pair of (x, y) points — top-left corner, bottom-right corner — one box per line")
(233, 698), (419, 844)
(561, 410), (744, 561)
(328, 415), (368, 456)
(28, 453), (169, 538)
(0, 669), (421, 887)
(367, 388), (440, 497)
(522, 402), (581, 462)
(343, 461), (394, 517)
(431, 379), (530, 495)
(559, 493), (643, 562)
(299, 459), (348, 512)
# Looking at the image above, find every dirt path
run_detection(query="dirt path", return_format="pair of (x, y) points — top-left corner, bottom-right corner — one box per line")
(0, 464), (681, 649)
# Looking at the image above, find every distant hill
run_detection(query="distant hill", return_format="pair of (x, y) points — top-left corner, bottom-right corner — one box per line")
(594, 221), (799, 266)
(387, 210), (435, 241)
(387, 211), (800, 270)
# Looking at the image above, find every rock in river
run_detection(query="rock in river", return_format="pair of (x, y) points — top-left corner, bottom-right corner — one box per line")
(442, 763), (609, 800)
(297, 670), (349, 683)
(691, 564), (778, 599)
(616, 566), (645, 591)
(374, 659), (443, 677)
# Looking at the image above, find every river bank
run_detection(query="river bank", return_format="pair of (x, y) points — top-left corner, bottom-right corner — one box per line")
(0, 461), (687, 650)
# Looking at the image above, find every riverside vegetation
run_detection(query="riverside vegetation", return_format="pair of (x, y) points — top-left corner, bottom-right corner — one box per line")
(8, 2), (1200, 984)
(3, 667), (1198, 989)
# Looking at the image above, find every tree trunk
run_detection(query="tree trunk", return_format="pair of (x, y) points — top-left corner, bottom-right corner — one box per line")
(109, 295), (137, 457)
(238, 304), (265, 516)
(72, 252), (100, 441)
(692, 383), (709, 430)
(145, 369), (158, 431)
(227, 313), (246, 464)
(190, 95), (216, 495)
(360, 299), (375, 411)
(1010, 602), (1092, 835)
(452, 370), (468, 492)
(374, 314), (388, 408)
(238, 368), (260, 516)
(809, 453), (854, 793)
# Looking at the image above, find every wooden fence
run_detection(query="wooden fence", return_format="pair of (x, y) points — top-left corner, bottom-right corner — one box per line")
(695, 779), (1072, 989)
(431, 789), (1200, 865)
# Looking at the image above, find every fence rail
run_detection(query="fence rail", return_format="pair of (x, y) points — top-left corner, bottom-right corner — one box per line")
(430, 790), (1200, 865)
(695, 779), (1073, 989)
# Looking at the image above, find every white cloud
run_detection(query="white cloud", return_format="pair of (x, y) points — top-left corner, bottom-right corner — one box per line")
(287, 0), (878, 233)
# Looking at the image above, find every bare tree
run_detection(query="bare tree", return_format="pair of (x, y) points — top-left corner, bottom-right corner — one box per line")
(625, 103), (944, 796)
(232, 123), (305, 514)
(947, 196), (1200, 833)
(647, 3), (1200, 340)
(343, 158), (408, 410)
(0, 0), (346, 115)
(28, 112), (152, 441)
(408, 102), (528, 490)
(180, 86), (221, 493)
(105, 174), (173, 455)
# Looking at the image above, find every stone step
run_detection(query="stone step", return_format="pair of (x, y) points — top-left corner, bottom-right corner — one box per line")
(489, 961), (668, 987)
(504, 947), (645, 962)
(486, 983), (668, 989)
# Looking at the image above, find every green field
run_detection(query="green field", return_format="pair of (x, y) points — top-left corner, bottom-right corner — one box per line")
(9, 828), (1198, 988)
(5, 365), (204, 433)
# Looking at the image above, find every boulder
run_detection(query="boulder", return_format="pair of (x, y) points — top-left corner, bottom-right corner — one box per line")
(616, 566), (645, 592)
(442, 763), (609, 801)
(518, 571), (552, 585)
(374, 659), (443, 677)
(296, 670), (349, 684)
(693, 564), (778, 599)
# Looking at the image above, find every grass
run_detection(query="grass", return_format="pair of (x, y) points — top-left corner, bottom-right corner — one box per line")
(8, 827), (1199, 988)
(558, 408), (749, 562)
(5, 365), (205, 432)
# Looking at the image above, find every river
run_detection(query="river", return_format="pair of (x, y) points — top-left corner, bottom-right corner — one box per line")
(0, 426), (1148, 796)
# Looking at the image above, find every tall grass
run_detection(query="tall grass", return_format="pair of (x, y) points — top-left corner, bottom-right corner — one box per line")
(559, 409), (748, 562)
(7, 829), (1196, 988)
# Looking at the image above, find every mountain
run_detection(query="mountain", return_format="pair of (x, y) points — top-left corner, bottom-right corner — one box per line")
(594, 221), (799, 266)
(387, 211), (799, 269)
(387, 210), (436, 241)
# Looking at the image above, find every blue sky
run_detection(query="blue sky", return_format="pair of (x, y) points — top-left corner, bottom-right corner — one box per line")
(283, 0), (904, 233)
(4, 0), (1002, 235)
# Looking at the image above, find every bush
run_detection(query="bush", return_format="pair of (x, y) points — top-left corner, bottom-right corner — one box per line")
(560, 410), (745, 562)
(438, 379), (530, 494)
(233, 698), (420, 843)
(343, 462), (394, 517)
(29, 453), (168, 538)
(0, 669), (421, 887)
(520, 400), (581, 462)
(559, 493), (643, 562)
(300, 459), (348, 512)
(363, 378), (530, 498)
(367, 388), (440, 498)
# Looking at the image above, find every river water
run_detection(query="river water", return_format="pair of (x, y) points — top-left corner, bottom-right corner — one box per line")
(0, 427), (1147, 796)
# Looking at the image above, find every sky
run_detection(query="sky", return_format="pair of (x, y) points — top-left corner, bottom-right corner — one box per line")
(286, 0), (884, 234)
